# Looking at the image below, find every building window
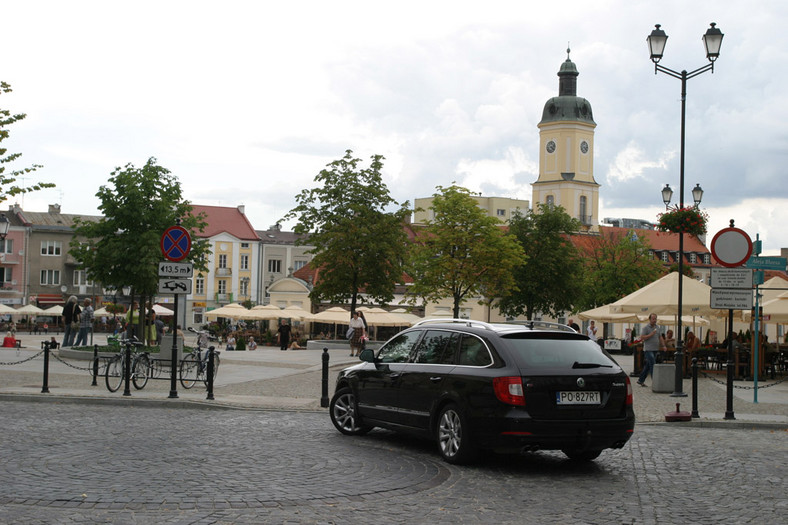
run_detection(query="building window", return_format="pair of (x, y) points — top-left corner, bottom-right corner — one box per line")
(193, 308), (204, 325)
(689, 253), (697, 264)
(0, 267), (12, 283)
(579, 196), (588, 223)
(661, 252), (670, 263)
(268, 259), (282, 273)
(1, 239), (12, 254)
(546, 195), (555, 207)
(240, 254), (249, 270)
(648, 250), (655, 258)
(218, 254), (227, 269)
(240, 279), (249, 297)
(241, 242), (249, 248)
(217, 280), (227, 294)
(703, 254), (711, 264)
(195, 276), (205, 295)
(40, 269), (60, 285)
(496, 209), (506, 217)
(41, 241), (62, 256)
(293, 260), (306, 271)
(73, 270), (93, 286)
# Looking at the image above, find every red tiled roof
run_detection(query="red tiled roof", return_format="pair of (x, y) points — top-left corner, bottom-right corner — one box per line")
(191, 205), (260, 240)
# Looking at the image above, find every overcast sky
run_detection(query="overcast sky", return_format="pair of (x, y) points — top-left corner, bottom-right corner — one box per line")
(4, 1), (787, 255)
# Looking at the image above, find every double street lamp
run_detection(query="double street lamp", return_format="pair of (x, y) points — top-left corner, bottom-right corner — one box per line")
(648, 23), (723, 397)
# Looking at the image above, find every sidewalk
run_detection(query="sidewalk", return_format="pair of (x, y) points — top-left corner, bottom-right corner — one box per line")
(1, 335), (786, 429)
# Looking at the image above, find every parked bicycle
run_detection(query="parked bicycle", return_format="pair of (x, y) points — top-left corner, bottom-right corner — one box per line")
(129, 347), (167, 390)
(104, 336), (145, 392)
(179, 327), (220, 389)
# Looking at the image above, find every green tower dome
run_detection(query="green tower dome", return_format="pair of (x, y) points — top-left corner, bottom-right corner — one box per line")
(540, 49), (595, 125)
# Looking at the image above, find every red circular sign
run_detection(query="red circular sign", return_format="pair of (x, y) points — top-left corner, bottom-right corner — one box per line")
(160, 226), (192, 262)
(710, 227), (752, 267)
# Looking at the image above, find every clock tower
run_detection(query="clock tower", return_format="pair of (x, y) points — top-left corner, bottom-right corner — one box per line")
(532, 49), (599, 232)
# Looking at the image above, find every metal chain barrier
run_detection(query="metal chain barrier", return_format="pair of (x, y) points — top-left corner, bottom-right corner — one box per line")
(699, 370), (788, 389)
(0, 349), (45, 366)
(50, 352), (107, 373)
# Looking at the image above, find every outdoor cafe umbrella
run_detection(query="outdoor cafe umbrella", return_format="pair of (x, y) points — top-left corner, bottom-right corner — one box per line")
(205, 303), (249, 320)
(609, 272), (716, 317)
(357, 307), (414, 327)
(577, 305), (641, 323)
(390, 308), (424, 325)
(13, 304), (45, 316)
(311, 306), (350, 339)
(244, 304), (282, 321)
(93, 307), (110, 317)
(744, 292), (788, 324)
(44, 305), (64, 316)
(0, 303), (15, 315)
(152, 304), (174, 316)
(280, 305), (314, 321)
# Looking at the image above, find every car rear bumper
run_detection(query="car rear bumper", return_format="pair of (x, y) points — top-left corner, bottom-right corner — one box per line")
(471, 409), (635, 453)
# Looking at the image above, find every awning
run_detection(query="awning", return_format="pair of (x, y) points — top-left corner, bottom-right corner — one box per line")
(36, 294), (64, 305)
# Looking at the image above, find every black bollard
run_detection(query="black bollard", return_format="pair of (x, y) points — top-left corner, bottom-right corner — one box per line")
(41, 341), (50, 393)
(91, 344), (99, 386)
(206, 347), (215, 400)
(123, 343), (132, 397)
(691, 357), (699, 418)
(320, 348), (330, 408)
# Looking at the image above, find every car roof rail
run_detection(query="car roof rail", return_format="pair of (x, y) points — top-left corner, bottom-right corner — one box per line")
(499, 320), (578, 333)
(411, 318), (498, 331)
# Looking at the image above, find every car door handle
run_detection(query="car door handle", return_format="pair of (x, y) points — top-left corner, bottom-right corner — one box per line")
(429, 376), (442, 382)
(389, 373), (401, 379)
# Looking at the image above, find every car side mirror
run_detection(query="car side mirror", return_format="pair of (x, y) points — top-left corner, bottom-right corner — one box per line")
(359, 348), (376, 363)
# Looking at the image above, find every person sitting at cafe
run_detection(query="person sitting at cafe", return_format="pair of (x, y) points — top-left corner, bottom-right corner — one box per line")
(664, 329), (676, 351)
(2, 331), (16, 347)
(684, 331), (700, 353)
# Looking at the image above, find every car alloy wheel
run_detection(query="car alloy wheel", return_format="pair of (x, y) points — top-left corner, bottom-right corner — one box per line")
(437, 404), (476, 464)
(330, 387), (372, 436)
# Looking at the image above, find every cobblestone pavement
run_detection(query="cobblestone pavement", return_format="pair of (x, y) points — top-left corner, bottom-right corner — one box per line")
(0, 401), (786, 524)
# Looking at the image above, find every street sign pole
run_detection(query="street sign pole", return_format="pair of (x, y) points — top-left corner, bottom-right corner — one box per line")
(161, 219), (192, 400)
(169, 297), (179, 399)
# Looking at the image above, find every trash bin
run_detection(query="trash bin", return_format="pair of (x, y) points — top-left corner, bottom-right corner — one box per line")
(159, 334), (184, 364)
(652, 364), (673, 393)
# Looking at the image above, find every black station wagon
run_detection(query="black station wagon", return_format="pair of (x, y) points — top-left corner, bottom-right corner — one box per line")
(330, 319), (635, 464)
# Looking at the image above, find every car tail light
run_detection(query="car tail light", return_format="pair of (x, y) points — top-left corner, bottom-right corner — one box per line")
(625, 376), (633, 406)
(493, 376), (526, 406)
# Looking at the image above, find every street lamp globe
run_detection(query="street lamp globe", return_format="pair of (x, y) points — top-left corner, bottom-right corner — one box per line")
(661, 184), (673, 208)
(0, 214), (9, 240)
(703, 23), (724, 62)
(647, 24), (668, 63)
(692, 184), (704, 206)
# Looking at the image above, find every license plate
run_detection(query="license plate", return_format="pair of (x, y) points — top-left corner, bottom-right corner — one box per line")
(556, 391), (600, 405)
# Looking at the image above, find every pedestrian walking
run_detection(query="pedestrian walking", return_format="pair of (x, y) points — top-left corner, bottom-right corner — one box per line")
(277, 319), (291, 351)
(348, 311), (366, 357)
(637, 313), (662, 387)
(62, 295), (81, 347)
(73, 298), (93, 347)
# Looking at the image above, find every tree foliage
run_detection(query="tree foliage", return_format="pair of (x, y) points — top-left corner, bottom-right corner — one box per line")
(283, 150), (411, 312)
(69, 158), (209, 299)
(407, 185), (525, 318)
(497, 203), (583, 320)
(577, 228), (665, 311)
(0, 81), (53, 204)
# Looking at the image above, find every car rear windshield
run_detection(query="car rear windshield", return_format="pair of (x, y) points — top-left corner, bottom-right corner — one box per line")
(501, 333), (617, 370)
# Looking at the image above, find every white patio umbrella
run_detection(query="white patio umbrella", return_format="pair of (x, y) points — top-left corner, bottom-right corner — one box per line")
(0, 303), (16, 315)
(357, 307), (414, 326)
(609, 272), (716, 317)
(244, 304), (282, 321)
(93, 307), (110, 317)
(577, 305), (641, 323)
(14, 304), (45, 316)
(390, 308), (423, 325)
(205, 303), (249, 320)
(280, 305), (314, 321)
(44, 305), (64, 316)
(311, 307), (351, 339)
(744, 292), (788, 323)
(152, 304), (174, 316)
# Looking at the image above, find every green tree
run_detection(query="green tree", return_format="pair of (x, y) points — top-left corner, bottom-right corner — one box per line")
(0, 81), (53, 204)
(577, 228), (664, 310)
(407, 185), (525, 318)
(70, 158), (209, 337)
(283, 150), (411, 312)
(497, 203), (583, 320)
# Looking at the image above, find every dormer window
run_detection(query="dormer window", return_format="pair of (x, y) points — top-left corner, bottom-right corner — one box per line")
(661, 251), (670, 263)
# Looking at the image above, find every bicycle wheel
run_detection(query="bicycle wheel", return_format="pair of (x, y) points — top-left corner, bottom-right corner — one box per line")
(105, 356), (124, 392)
(179, 354), (199, 389)
(203, 353), (221, 386)
(132, 355), (149, 390)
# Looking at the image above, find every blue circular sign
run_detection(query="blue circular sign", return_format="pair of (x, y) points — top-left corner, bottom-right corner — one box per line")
(160, 226), (192, 262)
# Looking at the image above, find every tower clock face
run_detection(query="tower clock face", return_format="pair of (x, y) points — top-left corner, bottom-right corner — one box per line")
(580, 141), (589, 154)
(546, 140), (556, 153)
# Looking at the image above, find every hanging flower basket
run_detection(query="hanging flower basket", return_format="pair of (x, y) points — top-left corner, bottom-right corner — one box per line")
(657, 206), (709, 236)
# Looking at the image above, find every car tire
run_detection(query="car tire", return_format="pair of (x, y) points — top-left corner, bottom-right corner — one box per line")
(330, 387), (373, 436)
(562, 449), (602, 461)
(436, 403), (477, 464)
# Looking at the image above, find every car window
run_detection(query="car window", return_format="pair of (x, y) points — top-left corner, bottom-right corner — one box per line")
(458, 334), (492, 366)
(378, 330), (421, 363)
(503, 334), (615, 369)
(414, 330), (457, 364)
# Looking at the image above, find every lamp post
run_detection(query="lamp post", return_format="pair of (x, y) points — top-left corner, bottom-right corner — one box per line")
(649, 22), (723, 397)
(0, 214), (9, 241)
